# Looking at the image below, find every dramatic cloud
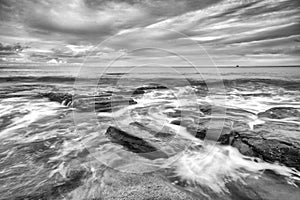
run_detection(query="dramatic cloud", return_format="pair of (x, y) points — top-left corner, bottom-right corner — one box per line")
(0, 0), (299, 65)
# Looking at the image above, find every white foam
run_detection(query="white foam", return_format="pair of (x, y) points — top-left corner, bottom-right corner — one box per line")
(0, 98), (62, 138)
(169, 144), (300, 194)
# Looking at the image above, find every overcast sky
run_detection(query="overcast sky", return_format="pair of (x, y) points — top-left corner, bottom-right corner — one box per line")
(0, 0), (299, 66)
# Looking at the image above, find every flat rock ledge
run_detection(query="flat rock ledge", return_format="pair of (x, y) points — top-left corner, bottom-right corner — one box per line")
(105, 126), (168, 160)
(41, 92), (137, 112)
(219, 131), (300, 171)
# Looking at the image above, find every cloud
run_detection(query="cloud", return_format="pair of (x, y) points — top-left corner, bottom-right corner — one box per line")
(1, 0), (223, 38)
(0, 0), (299, 65)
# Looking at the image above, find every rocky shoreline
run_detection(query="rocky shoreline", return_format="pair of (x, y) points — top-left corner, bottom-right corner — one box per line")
(41, 91), (300, 172)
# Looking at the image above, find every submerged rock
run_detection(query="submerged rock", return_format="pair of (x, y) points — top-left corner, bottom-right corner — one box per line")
(105, 126), (168, 160)
(130, 122), (174, 139)
(258, 107), (300, 119)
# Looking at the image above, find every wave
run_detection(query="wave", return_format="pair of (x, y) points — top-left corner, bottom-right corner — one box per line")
(165, 144), (300, 196)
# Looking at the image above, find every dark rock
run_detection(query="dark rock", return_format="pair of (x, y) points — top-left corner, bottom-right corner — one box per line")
(105, 126), (168, 160)
(185, 124), (207, 140)
(221, 131), (300, 170)
(95, 98), (137, 112)
(198, 104), (212, 115)
(41, 92), (73, 106)
(251, 121), (300, 148)
(231, 137), (257, 157)
(132, 84), (168, 95)
(41, 92), (137, 112)
(170, 118), (207, 139)
(258, 107), (300, 119)
(172, 118), (233, 141)
(244, 138), (300, 169)
(170, 119), (181, 126)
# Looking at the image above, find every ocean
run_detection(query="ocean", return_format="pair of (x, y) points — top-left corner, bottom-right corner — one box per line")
(0, 64), (299, 199)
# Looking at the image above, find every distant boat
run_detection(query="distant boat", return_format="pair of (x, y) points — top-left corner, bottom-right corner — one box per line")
(236, 65), (240, 68)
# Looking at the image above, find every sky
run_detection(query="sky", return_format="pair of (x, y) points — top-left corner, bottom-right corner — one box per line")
(0, 0), (299, 66)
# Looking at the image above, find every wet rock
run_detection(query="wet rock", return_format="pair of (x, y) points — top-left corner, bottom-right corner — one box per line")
(105, 126), (168, 160)
(95, 98), (137, 112)
(166, 106), (210, 118)
(132, 84), (168, 95)
(221, 131), (300, 170)
(172, 118), (232, 141)
(41, 92), (137, 112)
(185, 124), (207, 140)
(244, 138), (300, 169)
(258, 107), (300, 119)
(252, 121), (300, 147)
(41, 92), (73, 106)
(198, 104), (212, 115)
(170, 119), (181, 126)
(51, 169), (89, 196)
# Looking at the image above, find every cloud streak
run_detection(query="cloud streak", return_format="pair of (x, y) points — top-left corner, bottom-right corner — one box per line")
(0, 0), (299, 66)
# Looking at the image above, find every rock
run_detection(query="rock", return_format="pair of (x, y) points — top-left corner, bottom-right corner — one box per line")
(258, 107), (300, 119)
(132, 84), (168, 95)
(171, 118), (233, 141)
(105, 126), (168, 160)
(251, 121), (300, 148)
(221, 131), (300, 170)
(41, 92), (137, 112)
(95, 98), (137, 112)
(166, 106), (209, 118)
(167, 110), (182, 118)
(198, 104), (212, 115)
(170, 120), (181, 126)
(244, 138), (300, 169)
(185, 124), (207, 140)
(41, 92), (73, 106)
(170, 118), (207, 139)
